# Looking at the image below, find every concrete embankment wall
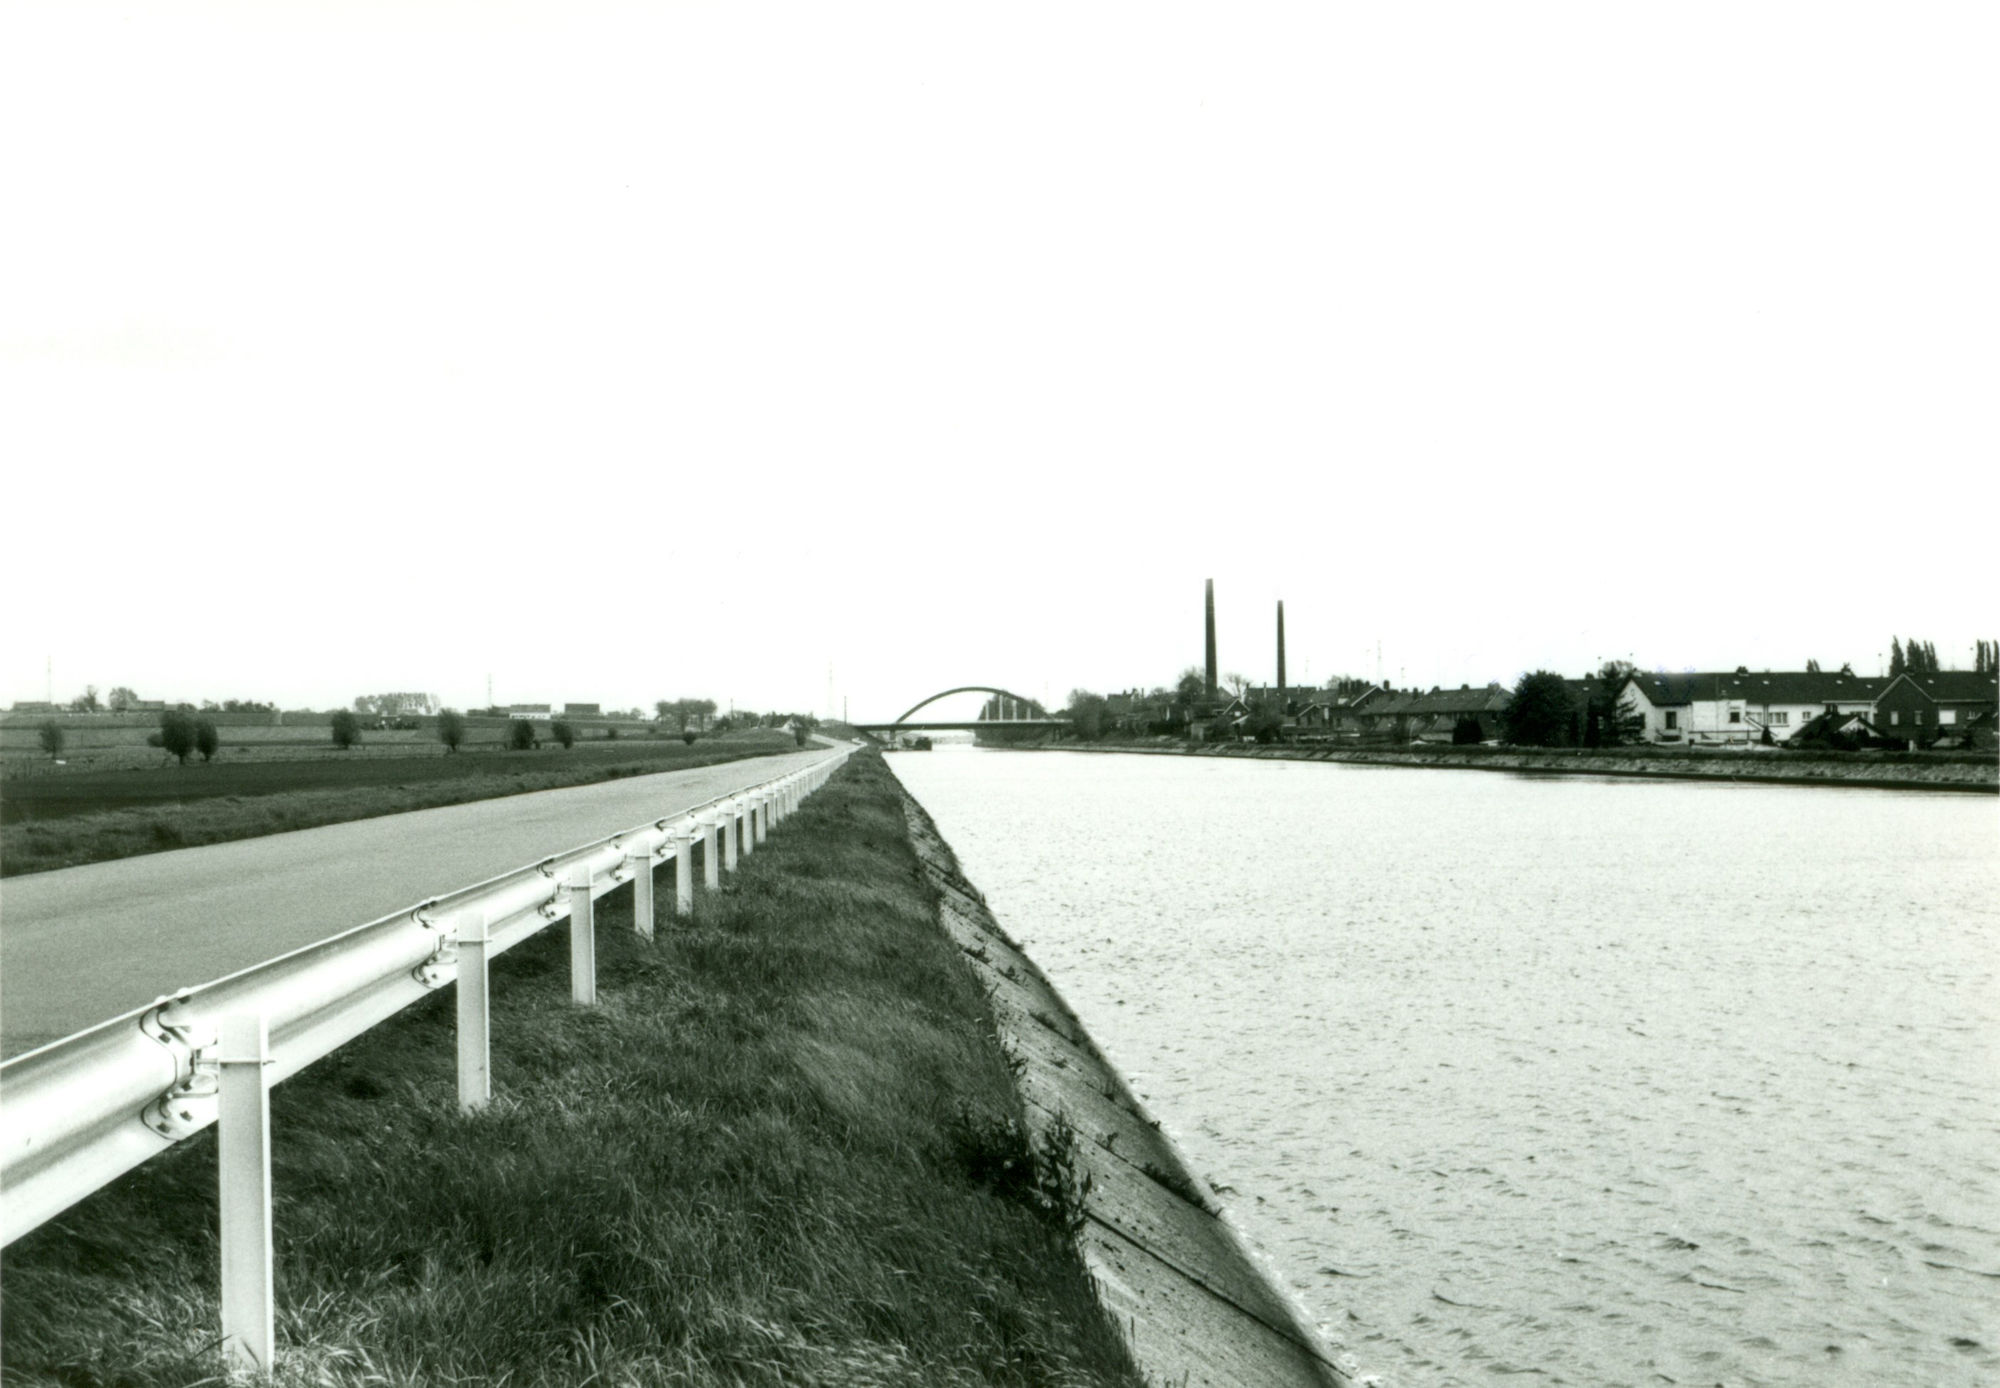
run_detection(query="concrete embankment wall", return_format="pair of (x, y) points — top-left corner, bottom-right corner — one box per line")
(892, 780), (1356, 1388)
(1005, 741), (1999, 792)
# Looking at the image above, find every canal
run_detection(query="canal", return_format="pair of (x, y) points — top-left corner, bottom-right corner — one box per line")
(887, 746), (2000, 1387)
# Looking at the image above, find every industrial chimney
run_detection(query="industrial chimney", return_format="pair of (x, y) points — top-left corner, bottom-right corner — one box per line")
(1276, 600), (1287, 709)
(1204, 579), (1218, 703)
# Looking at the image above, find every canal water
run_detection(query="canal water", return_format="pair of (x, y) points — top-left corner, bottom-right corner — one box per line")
(886, 747), (2000, 1387)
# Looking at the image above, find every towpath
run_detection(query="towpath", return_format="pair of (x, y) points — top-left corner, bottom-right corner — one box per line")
(0, 745), (839, 1058)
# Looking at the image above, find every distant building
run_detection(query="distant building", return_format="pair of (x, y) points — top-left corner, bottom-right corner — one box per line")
(9, 700), (60, 714)
(507, 703), (553, 720)
(1872, 671), (1999, 747)
(561, 703), (601, 717)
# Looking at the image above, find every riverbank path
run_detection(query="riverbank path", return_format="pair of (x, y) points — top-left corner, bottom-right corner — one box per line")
(0, 744), (842, 1058)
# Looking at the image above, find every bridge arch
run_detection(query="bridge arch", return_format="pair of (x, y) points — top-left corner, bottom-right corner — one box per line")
(889, 686), (1045, 727)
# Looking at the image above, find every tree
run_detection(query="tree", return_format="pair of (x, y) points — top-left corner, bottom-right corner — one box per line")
(508, 719), (538, 751)
(70, 685), (101, 713)
(437, 709), (466, 753)
(1452, 715), (1484, 745)
(1066, 690), (1108, 740)
(551, 719), (576, 749)
(1591, 661), (1646, 748)
(195, 717), (220, 763)
(1245, 705), (1285, 744)
(106, 686), (137, 712)
(159, 709), (198, 764)
(329, 710), (361, 750)
(1806, 658), (1821, 673)
(1890, 638), (1906, 677)
(1503, 671), (1576, 747)
(37, 720), (64, 760)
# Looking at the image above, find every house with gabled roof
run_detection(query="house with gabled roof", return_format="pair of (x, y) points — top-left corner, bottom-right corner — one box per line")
(1872, 671), (1999, 748)
(1403, 684), (1512, 742)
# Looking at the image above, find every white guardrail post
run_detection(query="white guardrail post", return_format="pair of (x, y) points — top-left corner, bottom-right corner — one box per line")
(675, 826), (696, 917)
(569, 867), (597, 1006)
(631, 844), (656, 942)
(0, 744), (855, 1372)
(724, 800), (741, 872)
(457, 912), (491, 1113)
(217, 1012), (275, 1374)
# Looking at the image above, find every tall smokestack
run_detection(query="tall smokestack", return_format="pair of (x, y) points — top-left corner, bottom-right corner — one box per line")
(1204, 580), (1218, 702)
(1276, 600), (1287, 706)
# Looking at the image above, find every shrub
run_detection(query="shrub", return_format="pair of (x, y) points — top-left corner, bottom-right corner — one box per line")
(682, 730), (698, 746)
(36, 720), (63, 760)
(329, 710), (361, 750)
(603, 725), (618, 740)
(508, 718), (538, 751)
(550, 719), (576, 749)
(436, 709), (466, 754)
(158, 709), (198, 765)
(194, 718), (220, 763)
(1452, 715), (1484, 745)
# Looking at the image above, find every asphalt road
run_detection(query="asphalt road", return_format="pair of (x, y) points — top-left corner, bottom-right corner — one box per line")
(0, 745), (839, 1058)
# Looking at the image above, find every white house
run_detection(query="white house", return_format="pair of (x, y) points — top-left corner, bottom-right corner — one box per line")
(1624, 670), (1887, 745)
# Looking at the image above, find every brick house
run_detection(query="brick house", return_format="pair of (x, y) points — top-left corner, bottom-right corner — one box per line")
(1872, 671), (2000, 748)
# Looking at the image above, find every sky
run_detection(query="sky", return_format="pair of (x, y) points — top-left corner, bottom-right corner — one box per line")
(5, 3), (1994, 724)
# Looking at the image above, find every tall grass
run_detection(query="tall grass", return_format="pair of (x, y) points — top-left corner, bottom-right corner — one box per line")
(0, 754), (1140, 1387)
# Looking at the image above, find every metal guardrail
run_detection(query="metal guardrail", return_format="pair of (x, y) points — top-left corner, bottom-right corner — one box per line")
(0, 743), (854, 1367)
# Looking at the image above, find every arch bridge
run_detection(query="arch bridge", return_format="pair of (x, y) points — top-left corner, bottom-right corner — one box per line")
(852, 686), (1070, 737)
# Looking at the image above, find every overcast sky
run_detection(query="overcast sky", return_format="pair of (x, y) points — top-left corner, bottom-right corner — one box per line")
(5, 3), (1993, 723)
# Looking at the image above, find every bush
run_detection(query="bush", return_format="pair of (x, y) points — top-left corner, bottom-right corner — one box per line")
(551, 719), (576, 749)
(36, 720), (63, 760)
(437, 709), (466, 754)
(329, 710), (361, 750)
(508, 719), (538, 751)
(1452, 715), (1484, 745)
(603, 725), (619, 741)
(158, 709), (198, 765)
(682, 730), (698, 746)
(194, 718), (220, 763)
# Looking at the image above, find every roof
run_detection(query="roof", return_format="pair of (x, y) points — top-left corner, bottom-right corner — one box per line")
(1405, 684), (1510, 717)
(1876, 671), (2000, 706)
(1627, 671), (1890, 708)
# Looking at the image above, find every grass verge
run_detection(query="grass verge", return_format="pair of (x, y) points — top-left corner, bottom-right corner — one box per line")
(1, 735), (801, 877)
(0, 751), (1142, 1388)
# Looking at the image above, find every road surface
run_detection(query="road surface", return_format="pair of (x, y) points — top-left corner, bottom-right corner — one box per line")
(0, 745), (838, 1058)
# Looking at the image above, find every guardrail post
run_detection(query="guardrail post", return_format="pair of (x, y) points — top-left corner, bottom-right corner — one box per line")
(569, 868), (596, 1005)
(724, 802), (741, 873)
(631, 851), (655, 942)
(705, 817), (722, 890)
(675, 829), (695, 916)
(457, 913), (491, 1113)
(218, 1012), (275, 1374)
(754, 793), (769, 845)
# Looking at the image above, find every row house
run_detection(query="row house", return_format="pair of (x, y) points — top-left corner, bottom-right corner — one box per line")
(1624, 670), (1888, 745)
(1404, 684), (1512, 741)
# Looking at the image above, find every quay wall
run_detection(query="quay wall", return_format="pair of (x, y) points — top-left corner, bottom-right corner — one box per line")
(890, 771), (1359, 1388)
(989, 740), (1998, 791)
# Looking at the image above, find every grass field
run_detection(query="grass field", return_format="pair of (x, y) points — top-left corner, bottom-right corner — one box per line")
(0, 733), (802, 877)
(0, 752), (1141, 1388)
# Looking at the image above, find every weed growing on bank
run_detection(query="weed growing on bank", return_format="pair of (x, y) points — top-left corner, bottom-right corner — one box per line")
(0, 753), (1141, 1387)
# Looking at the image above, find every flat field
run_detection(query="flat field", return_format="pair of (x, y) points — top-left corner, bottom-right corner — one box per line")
(0, 733), (801, 876)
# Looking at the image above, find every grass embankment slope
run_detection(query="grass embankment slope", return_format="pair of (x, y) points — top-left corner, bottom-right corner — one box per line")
(0, 734), (803, 877)
(0, 751), (1142, 1388)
